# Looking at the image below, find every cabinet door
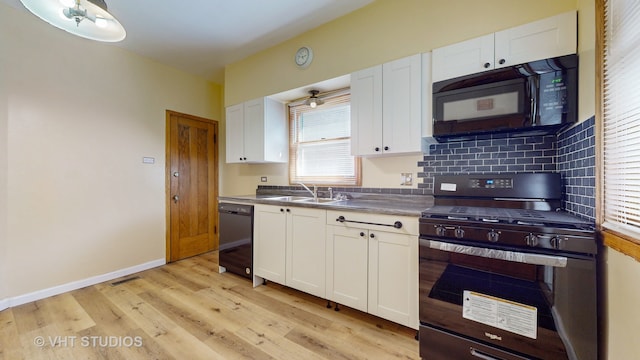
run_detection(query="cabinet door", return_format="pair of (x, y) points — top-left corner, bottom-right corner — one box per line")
(286, 207), (326, 298)
(368, 231), (418, 329)
(253, 205), (286, 284)
(326, 226), (368, 312)
(351, 65), (383, 156)
(225, 103), (245, 163)
(382, 54), (422, 155)
(262, 97), (287, 163)
(431, 33), (494, 82)
(242, 98), (265, 162)
(494, 11), (577, 69)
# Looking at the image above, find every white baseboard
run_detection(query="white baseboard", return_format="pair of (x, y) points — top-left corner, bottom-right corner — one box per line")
(0, 258), (165, 311)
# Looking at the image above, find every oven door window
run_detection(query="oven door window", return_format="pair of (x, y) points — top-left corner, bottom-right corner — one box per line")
(418, 238), (595, 360)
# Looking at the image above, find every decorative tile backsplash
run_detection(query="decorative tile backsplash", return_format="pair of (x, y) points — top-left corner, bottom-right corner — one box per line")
(257, 118), (596, 222)
(418, 117), (596, 222)
(418, 134), (557, 192)
(556, 117), (596, 221)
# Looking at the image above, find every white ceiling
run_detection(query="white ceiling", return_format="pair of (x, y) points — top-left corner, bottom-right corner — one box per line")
(1, 0), (374, 84)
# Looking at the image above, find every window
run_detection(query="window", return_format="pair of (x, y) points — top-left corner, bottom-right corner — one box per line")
(599, 0), (640, 259)
(289, 91), (361, 186)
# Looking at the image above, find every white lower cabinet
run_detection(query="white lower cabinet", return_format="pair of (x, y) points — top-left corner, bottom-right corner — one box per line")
(253, 204), (326, 298)
(368, 229), (418, 329)
(255, 205), (418, 329)
(253, 205), (287, 284)
(326, 210), (419, 329)
(286, 206), (327, 298)
(326, 226), (369, 312)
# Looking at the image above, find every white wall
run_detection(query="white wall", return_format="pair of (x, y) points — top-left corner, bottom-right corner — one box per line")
(0, 19), (8, 305)
(0, 3), (221, 303)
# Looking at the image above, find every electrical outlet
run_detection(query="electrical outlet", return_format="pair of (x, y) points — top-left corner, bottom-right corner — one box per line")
(401, 173), (413, 186)
(260, 176), (268, 182)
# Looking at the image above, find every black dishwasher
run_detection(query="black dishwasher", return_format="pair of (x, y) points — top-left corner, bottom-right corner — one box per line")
(218, 203), (253, 279)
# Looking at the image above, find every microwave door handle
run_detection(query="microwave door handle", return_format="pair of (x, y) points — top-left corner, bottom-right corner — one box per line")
(422, 239), (568, 268)
(529, 77), (539, 125)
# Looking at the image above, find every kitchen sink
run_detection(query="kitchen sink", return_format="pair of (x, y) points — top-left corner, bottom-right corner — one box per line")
(263, 196), (310, 202)
(262, 195), (342, 204)
(293, 198), (341, 204)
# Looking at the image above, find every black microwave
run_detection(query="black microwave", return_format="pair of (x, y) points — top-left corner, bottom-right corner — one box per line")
(432, 54), (578, 141)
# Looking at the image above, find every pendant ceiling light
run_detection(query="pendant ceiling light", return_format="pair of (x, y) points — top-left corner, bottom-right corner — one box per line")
(304, 90), (324, 108)
(20, 0), (126, 42)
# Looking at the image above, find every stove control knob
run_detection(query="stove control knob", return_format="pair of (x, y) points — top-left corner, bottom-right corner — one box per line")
(550, 236), (563, 249)
(454, 227), (465, 239)
(525, 233), (539, 247)
(435, 225), (447, 237)
(487, 230), (500, 242)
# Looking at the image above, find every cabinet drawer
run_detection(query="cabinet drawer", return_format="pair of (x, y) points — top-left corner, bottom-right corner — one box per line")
(326, 210), (418, 235)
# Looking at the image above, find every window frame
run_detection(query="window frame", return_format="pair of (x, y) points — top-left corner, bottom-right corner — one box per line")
(596, 0), (640, 261)
(288, 90), (362, 186)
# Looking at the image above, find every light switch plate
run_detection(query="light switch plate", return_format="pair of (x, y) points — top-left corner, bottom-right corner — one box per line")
(260, 176), (268, 182)
(142, 157), (155, 164)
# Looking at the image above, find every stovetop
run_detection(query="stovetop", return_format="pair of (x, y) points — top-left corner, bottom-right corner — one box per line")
(421, 205), (592, 228)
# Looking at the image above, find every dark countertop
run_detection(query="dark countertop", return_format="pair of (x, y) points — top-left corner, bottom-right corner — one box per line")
(219, 192), (434, 217)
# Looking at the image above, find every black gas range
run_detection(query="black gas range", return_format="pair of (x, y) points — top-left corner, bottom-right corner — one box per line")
(418, 173), (598, 360)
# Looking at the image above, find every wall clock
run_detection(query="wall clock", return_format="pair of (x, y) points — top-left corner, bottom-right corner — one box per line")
(295, 46), (313, 68)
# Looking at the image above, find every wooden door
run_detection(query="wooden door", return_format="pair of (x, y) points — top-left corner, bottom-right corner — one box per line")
(167, 111), (218, 262)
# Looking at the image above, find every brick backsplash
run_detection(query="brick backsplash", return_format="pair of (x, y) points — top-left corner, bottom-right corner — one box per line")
(417, 118), (596, 222)
(256, 185), (430, 196)
(557, 117), (596, 221)
(417, 134), (557, 192)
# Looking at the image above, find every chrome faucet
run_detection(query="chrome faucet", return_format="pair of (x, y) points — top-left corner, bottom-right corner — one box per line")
(297, 182), (317, 200)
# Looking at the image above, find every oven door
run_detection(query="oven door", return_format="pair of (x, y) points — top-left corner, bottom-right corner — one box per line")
(419, 238), (597, 360)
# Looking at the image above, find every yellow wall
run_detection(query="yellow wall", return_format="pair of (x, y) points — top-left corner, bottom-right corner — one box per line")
(220, 0), (577, 196)
(0, 3), (222, 300)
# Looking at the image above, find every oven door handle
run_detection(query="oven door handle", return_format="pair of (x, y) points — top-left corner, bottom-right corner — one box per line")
(422, 239), (568, 268)
(469, 348), (501, 360)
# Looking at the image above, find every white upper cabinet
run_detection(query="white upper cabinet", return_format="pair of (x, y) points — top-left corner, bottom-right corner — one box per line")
(432, 34), (495, 82)
(225, 97), (287, 164)
(432, 11), (577, 82)
(351, 65), (383, 156)
(351, 53), (423, 156)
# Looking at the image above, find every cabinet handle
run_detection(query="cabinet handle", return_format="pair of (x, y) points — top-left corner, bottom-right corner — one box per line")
(498, 59), (506, 65)
(336, 216), (403, 229)
(484, 62), (491, 68)
(374, 147), (380, 152)
(280, 208), (284, 212)
(384, 146), (389, 151)
(360, 232), (365, 237)
(370, 233), (375, 238)
(286, 208), (291, 212)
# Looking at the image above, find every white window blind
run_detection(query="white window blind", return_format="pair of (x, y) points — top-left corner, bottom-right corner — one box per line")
(289, 92), (361, 185)
(602, 0), (640, 239)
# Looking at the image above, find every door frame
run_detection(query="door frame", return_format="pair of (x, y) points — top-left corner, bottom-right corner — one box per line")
(165, 110), (219, 262)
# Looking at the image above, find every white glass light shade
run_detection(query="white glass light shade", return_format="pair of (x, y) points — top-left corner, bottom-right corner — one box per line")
(20, 0), (126, 42)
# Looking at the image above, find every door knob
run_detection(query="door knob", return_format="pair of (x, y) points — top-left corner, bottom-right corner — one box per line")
(173, 172), (179, 177)
(172, 195), (179, 203)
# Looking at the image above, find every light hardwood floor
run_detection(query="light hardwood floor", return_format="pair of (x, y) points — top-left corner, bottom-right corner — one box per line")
(0, 251), (420, 359)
